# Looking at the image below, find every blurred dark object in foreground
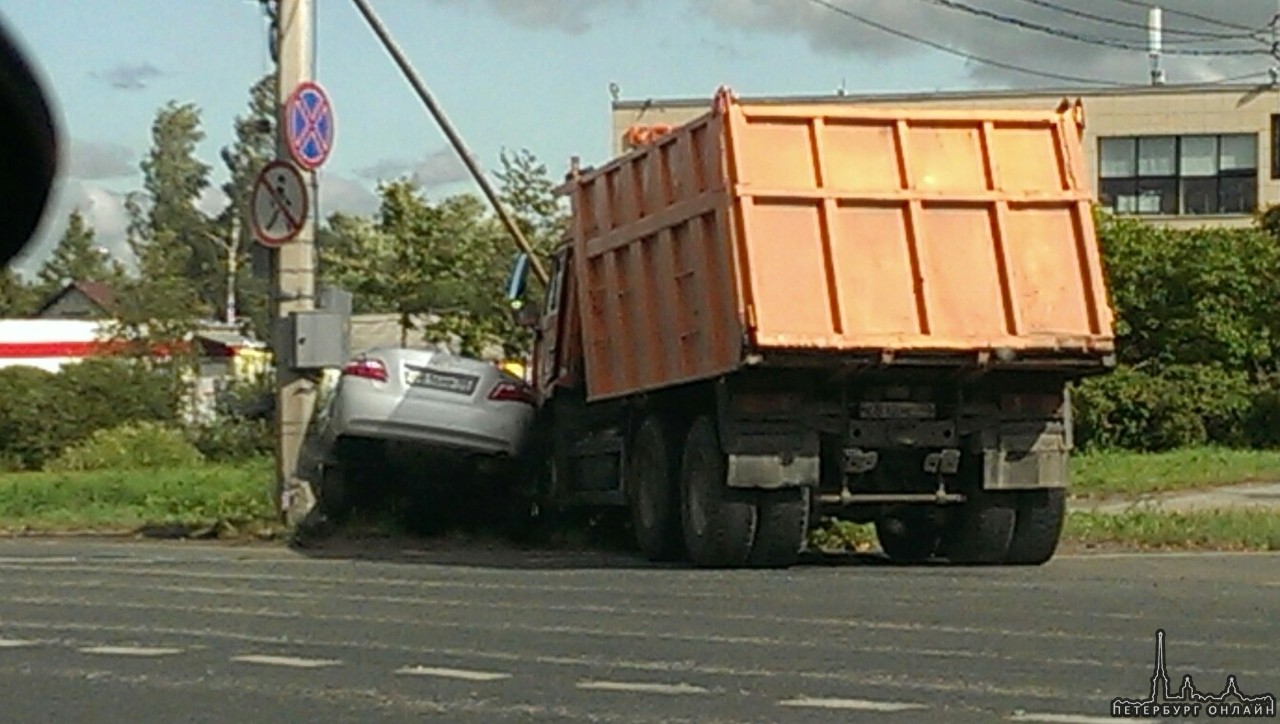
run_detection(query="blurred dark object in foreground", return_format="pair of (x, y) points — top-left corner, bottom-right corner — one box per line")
(0, 17), (57, 265)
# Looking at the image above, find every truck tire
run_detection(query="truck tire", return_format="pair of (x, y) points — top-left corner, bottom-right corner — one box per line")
(626, 415), (685, 562)
(939, 492), (1016, 565)
(680, 416), (757, 568)
(875, 507), (940, 563)
(748, 487), (810, 568)
(1005, 489), (1066, 565)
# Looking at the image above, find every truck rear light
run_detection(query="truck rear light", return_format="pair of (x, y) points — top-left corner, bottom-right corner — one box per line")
(489, 380), (536, 405)
(342, 357), (388, 382)
(1000, 393), (1062, 416)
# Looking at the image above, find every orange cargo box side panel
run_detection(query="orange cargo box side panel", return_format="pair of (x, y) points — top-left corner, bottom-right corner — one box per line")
(566, 112), (746, 402)
(566, 91), (1116, 402)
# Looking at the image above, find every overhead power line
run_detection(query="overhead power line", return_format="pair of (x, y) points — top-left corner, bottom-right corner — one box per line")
(805, 0), (1125, 86)
(1008, 0), (1265, 44)
(805, 0), (1274, 89)
(919, 0), (1269, 56)
(1101, 0), (1259, 33)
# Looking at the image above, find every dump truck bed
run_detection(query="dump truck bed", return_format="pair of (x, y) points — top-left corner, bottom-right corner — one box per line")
(562, 89), (1115, 401)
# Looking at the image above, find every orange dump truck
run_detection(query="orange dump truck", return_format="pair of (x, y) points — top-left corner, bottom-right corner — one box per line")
(506, 87), (1115, 568)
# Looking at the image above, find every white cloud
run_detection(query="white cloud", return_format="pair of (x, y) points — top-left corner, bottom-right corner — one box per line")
(197, 186), (230, 219)
(11, 180), (135, 278)
(700, 0), (1276, 87)
(92, 62), (164, 91)
(318, 172), (380, 218)
(423, 0), (621, 35)
(446, 0), (1276, 88)
(66, 139), (137, 180)
(355, 148), (470, 189)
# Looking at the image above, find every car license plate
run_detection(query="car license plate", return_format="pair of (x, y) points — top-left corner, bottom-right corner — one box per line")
(404, 365), (478, 395)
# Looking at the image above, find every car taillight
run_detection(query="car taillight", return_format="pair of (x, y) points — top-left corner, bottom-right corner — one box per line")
(342, 357), (387, 382)
(489, 380), (536, 405)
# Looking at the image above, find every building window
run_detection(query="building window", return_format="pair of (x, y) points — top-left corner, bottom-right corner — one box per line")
(1098, 133), (1257, 216)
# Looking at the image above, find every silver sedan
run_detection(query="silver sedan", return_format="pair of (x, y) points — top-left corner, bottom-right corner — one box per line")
(299, 346), (537, 524)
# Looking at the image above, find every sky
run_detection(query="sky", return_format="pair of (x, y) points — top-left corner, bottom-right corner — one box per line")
(0, 0), (1276, 277)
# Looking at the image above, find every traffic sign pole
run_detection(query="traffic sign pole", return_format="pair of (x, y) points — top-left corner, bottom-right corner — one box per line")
(272, 0), (318, 528)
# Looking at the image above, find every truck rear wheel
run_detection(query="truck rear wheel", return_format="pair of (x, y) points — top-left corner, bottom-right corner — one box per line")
(747, 488), (810, 568)
(875, 507), (941, 563)
(1005, 489), (1066, 565)
(939, 492), (1016, 565)
(627, 415), (685, 562)
(680, 416), (757, 568)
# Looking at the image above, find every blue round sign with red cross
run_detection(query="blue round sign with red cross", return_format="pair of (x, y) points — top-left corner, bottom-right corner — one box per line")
(284, 81), (334, 170)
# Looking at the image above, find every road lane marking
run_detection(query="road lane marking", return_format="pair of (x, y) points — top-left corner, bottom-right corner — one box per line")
(576, 680), (709, 695)
(79, 646), (183, 657)
(231, 654), (340, 669)
(779, 697), (928, 712)
(0, 639), (38, 648)
(1009, 714), (1156, 724)
(395, 665), (511, 681)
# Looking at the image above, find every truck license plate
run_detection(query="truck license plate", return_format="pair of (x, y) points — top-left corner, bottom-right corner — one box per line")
(858, 402), (936, 419)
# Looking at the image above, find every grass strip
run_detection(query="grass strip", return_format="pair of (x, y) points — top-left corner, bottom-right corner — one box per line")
(0, 458), (275, 534)
(1072, 447), (1280, 498)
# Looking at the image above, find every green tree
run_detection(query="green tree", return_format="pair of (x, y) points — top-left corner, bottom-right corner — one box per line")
(112, 103), (213, 399)
(1097, 210), (1280, 374)
(217, 74), (275, 337)
(129, 101), (217, 322)
(0, 266), (37, 317)
(317, 149), (569, 357)
(495, 147), (569, 257)
(36, 210), (124, 297)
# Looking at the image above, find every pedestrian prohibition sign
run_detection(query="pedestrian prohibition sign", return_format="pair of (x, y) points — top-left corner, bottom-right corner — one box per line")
(250, 160), (309, 247)
(284, 80), (334, 170)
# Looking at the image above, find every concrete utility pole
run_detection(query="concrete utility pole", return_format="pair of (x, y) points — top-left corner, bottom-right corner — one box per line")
(272, 0), (318, 525)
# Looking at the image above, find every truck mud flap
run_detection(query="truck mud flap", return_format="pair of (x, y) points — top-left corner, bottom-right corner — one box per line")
(982, 423), (1068, 491)
(726, 453), (819, 490)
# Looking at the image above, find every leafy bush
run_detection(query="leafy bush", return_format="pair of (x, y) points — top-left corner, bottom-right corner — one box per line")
(1072, 364), (1253, 452)
(0, 358), (180, 470)
(0, 366), (65, 470)
(189, 371), (275, 463)
(1097, 213), (1280, 374)
(45, 421), (205, 473)
(51, 357), (179, 431)
(1246, 373), (1280, 449)
(190, 418), (273, 462)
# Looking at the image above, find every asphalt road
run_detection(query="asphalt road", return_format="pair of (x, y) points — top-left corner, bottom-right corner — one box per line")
(0, 538), (1274, 724)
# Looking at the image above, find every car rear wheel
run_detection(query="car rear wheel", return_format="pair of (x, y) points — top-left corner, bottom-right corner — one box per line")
(1005, 489), (1066, 565)
(627, 415), (686, 562)
(680, 416), (757, 568)
(316, 464), (351, 524)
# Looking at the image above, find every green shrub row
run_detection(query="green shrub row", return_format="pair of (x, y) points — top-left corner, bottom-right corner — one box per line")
(0, 357), (272, 471)
(1071, 364), (1280, 452)
(1073, 211), (1280, 452)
